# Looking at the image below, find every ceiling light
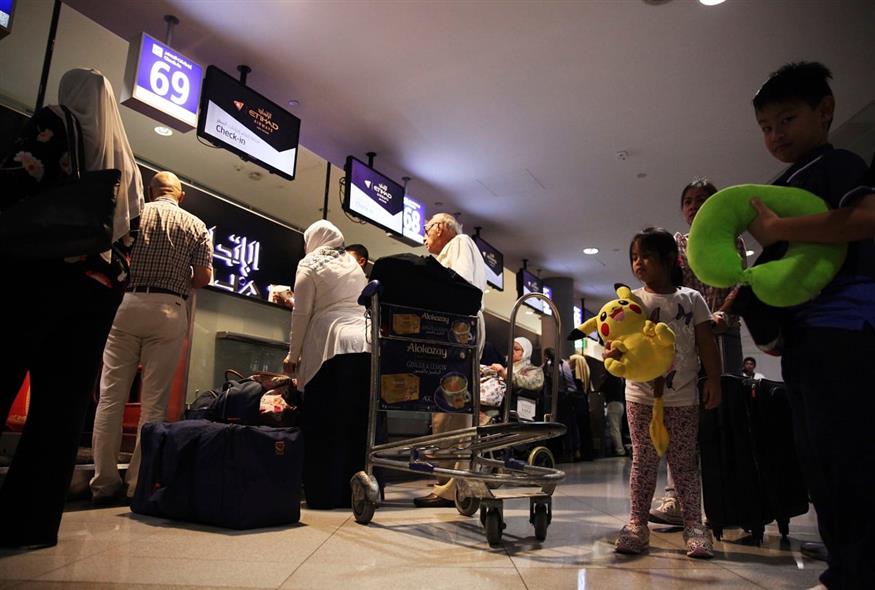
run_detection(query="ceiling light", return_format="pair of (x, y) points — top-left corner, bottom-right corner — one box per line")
(699, 0), (727, 5)
(746, 249), (755, 257)
(154, 126), (173, 136)
(287, 99), (300, 107)
(583, 247), (599, 255)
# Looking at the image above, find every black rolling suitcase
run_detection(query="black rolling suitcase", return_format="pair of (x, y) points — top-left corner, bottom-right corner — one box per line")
(699, 375), (808, 544)
(131, 420), (303, 529)
(748, 379), (809, 529)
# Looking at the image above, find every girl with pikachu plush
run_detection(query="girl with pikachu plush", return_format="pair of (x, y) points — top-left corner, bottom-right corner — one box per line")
(604, 227), (721, 558)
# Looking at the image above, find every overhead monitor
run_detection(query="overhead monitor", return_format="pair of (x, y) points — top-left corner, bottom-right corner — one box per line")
(121, 32), (203, 132)
(402, 194), (426, 245)
(472, 235), (504, 291)
(343, 156), (425, 246)
(0, 0), (13, 39)
(517, 269), (544, 313)
(542, 285), (553, 316)
(197, 65), (301, 180)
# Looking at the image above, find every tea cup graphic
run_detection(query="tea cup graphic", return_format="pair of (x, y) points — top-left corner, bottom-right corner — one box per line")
(452, 321), (472, 344)
(440, 373), (469, 409)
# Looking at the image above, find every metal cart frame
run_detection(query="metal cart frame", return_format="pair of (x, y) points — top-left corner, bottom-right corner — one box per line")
(350, 288), (566, 546)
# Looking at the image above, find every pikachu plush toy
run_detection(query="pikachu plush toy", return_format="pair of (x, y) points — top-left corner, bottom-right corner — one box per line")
(568, 284), (675, 382)
(568, 284), (675, 455)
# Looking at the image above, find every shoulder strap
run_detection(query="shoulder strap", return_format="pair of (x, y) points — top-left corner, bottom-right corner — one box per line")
(59, 105), (85, 178)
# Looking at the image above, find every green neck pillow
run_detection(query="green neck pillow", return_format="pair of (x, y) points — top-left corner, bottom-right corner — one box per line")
(687, 184), (846, 308)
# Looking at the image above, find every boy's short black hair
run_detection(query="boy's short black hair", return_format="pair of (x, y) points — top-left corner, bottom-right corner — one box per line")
(345, 243), (369, 262)
(752, 61), (833, 113)
(743, 356), (756, 365)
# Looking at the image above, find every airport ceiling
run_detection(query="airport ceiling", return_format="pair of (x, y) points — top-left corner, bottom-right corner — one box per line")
(64, 0), (875, 308)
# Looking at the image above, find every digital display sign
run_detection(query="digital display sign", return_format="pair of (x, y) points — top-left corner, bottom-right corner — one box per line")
(517, 269), (545, 314)
(122, 33), (202, 131)
(472, 235), (504, 291)
(402, 195), (426, 245)
(343, 156), (425, 246)
(542, 285), (553, 316)
(0, 0), (14, 38)
(198, 65), (301, 180)
(139, 165), (305, 307)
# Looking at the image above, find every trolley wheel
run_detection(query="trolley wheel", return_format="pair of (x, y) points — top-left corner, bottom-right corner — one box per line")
(484, 509), (503, 547)
(777, 518), (790, 540)
(454, 486), (481, 517)
(527, 446), (555, 469)
(533, 504), (549, 541)
(351, 475), (376, 525)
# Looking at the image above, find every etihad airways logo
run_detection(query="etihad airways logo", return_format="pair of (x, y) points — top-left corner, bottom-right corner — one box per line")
(248, 107), (280, 135)
(233, 100), (244, 111)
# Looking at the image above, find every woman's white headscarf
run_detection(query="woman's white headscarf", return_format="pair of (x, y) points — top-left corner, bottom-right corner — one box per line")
(58, 68), (144, 242)
(304, 219), (344, 254)
(514, 336), (533, 366)
(298, 220), (350, 274)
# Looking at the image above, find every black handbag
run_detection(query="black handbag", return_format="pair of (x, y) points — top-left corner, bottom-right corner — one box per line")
(0, 106), (120, 260)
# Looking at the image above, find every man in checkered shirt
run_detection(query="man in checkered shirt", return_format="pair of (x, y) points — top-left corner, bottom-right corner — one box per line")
(90, 171), (213, 503)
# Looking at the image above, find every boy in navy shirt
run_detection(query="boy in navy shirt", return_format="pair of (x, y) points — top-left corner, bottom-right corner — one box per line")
(748, 61), (875, 590)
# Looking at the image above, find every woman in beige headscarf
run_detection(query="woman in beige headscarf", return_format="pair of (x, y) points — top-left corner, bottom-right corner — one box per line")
(491, 336), (544, 392)
(283, 220), (370, 509)
(0, 68), (144, 548)
(58, 68), (143, 246)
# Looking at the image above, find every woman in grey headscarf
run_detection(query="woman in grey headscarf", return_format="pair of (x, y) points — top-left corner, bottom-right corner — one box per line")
(283, 220), (370, 509)
(0, 69), (144, 548)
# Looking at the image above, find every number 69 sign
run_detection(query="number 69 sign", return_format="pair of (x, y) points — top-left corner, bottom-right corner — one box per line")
(122, 33), (203, 132)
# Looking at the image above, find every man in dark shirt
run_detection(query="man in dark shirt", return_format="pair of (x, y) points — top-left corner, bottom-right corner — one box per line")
(747, 61), (874, 590)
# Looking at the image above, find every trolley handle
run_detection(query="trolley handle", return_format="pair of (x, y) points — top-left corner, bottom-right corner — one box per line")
(504, 293), (562, 424)
(358, 280), (383, 306)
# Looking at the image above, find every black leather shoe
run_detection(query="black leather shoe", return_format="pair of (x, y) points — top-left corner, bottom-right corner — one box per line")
(0, 535), (57, 550)
(800, 542), (828, 562)
(91, 491), (129, 507)
(413, 493), (455, 508)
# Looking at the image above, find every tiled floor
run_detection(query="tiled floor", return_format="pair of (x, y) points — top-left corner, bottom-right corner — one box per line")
(0, 458), (824, 589)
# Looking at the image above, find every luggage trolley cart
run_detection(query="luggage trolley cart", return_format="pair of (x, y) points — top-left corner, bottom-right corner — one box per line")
(350, 286), (566, 546)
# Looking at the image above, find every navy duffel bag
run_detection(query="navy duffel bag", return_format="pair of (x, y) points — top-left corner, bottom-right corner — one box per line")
(131, 420), (303, 529)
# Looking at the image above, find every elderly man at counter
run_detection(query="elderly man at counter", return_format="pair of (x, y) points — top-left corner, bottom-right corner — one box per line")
(413, 213), (487, 508)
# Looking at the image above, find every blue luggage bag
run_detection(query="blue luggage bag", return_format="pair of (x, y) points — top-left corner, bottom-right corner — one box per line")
(131, 420), (303, 529)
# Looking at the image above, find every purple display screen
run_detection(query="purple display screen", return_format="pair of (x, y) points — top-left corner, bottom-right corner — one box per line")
(518, 269), (546, 313)
(402, 195), (426, 244)
(133, 33), (202, 125)
(472, 235), (504, 291)
(0, 0), (14, 33)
